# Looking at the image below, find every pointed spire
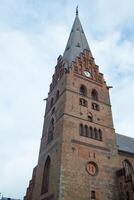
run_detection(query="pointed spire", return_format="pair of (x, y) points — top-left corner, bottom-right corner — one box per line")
(76, 5), (78, 16)
(63, 9), (92, 66)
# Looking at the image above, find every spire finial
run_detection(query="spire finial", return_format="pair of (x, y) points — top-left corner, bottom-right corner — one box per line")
(76, 5), (78, 16)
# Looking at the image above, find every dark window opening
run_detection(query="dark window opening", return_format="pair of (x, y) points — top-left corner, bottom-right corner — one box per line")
(92, 103), (100, 111)
(91, 89), (98, 101)
(88, 113), (93, 122)
(94, 128), (98, 139)
(41, 156), (51, 194)
(98, 129), (102, 141)
(122, 159), (133, 182)
(79, 124), (84, 136)
(126, 191), (130, 200)
(80, 85), (87, 96)
(48, 118), (54, 143)
(89, 126), (93, 138)
(80, 98), (87, 107)
(88, 115), (92, 122)
(85, 125), (88, 137)
(91, 190), (96, 199)
(56, 90), (60, 101)
(79, 124), (102, 142)
(66, 46), (70, 51)
(50, 98), (54, 107)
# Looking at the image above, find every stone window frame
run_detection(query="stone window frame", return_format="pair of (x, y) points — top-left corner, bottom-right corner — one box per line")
(79, 124), (102, 141)
(41, 156), (51, 194)
(79, 84), (87, 96)
(79, 98), (88, 107)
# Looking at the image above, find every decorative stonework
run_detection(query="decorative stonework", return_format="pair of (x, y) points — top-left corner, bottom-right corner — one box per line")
(49, 56), (68, 92)
(72, 50), (104, 84)
(86, 161), (98, 176)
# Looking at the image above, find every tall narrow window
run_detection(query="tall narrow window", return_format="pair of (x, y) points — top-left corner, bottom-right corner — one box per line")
(56, 90), (60, 101)
(48, 118), (54, 143)
(85, 125), (88, 137)
(94, 128), (98, 139)
(91, 89), (98, 101)
(80, 85), (87, 96)
(41, 156), (51, 194)
(122, 159), (133, 182)
(79, 124), (84, 136)
(91, 190), (96, 199)
(89, 126), (93, 138)
(98, 129), (102, 141)
(50, 98), (54, 107)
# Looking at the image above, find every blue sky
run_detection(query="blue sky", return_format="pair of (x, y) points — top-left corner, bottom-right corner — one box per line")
(0, 0), (134, 199)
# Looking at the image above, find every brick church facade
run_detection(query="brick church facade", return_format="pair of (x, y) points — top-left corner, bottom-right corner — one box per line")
(24, 9), (134, 200)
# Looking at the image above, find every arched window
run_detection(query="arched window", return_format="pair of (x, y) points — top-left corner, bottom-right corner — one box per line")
(122, 159), (133, 181)
(89, 126), (93, 138)
(50, 98), (54, 107)
(88, 112), (93, 122)
(48, 118), (54, 143)
(41, 156), (51, 194)
(91, 89), (98, 101)
(94, 128), (98, 139)
(98, 129), (102, 141)
(85, 125), (88, 137)
(80, 85), (87, 96)
(79, 124), (84, 136)
(56, 90), (60, 101)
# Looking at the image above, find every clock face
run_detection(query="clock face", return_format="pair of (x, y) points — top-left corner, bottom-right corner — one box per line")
(86, 162), (98, 176)
(84, 70), (91, 78)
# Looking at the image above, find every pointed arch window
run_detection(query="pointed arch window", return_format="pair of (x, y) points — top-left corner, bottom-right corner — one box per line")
(98, 129), (102, 141)
(48, 118), (54, 143)
(41, 156), (51, 194)
(79, 124), (102, 142)
(89, 126), (93, 138)
(122, 159), (133, 182)
(79, 124), (84, 136)
(88, 112), (93, 122)
(56, 90), (60, 101)
(80, 85), (87, 96)
(85, 125), (88, 137)
(91, 89), (98, 101)
(94, 128), (98, 139)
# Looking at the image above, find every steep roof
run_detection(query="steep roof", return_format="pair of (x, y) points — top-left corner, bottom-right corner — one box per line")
(116, 133), (134, 154)
(63, 9), (92, 66)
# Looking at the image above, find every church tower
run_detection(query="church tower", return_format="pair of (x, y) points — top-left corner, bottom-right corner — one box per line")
(24, 9), (120, 200)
